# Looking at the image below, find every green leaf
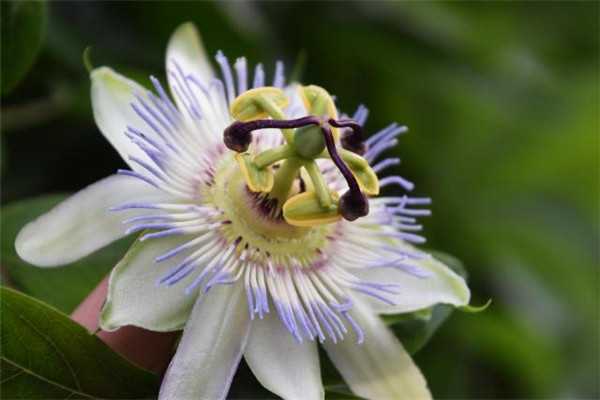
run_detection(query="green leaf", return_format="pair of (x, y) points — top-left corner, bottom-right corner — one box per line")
(0, 287), (160, 399)
(1, 194), (134, 314)
(1, 0), (47, 95)
(383, 250), (469, 355)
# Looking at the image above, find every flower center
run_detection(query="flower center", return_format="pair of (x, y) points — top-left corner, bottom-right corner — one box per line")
(110, 60), (427, 343)
(207, 153), (335, 267)
(222, 85), (381, 227)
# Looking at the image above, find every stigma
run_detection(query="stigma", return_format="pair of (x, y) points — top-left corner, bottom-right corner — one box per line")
(223, 85), (380, 227)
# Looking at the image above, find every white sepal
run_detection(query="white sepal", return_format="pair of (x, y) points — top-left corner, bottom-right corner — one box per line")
(15, 174), (172, 267)
(323, 295), (432, 400)
(357, 243), (470, 314)
(159, 283), (251, 400)
(100, 234), (200, 332)
(90, 67), (159, 170)
(244, 309), (324, 400)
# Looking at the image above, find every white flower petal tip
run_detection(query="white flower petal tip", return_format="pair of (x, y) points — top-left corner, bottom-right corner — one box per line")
(15, 174), (170, 267)
(245, 310), (324, 400)
(90, 67), (156, 169)
(159, 284), (251, 400)
(323, 297), (432, 400)
(166, 22), (214, 85)
(99, 235), (198, 332)
(356, 246), (471, 315)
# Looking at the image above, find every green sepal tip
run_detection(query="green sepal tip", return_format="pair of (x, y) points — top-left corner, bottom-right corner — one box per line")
(459, 299), (492, 313)
(83, 46), (93, 73)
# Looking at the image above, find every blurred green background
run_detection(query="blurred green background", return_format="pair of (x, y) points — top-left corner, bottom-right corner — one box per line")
(1, 1), (598, 399)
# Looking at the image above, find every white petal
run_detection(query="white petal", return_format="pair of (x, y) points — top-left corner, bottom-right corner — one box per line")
(90, 66), (157, 170)
(355, 243), (470, 314)
(159, 283), (251, 400)
(244, 311), (324, 400)
(100, 235), (199, 332)
(323, 297), (431, 400)
(166, 22), (214, 89)
(15, 174), (172, 267)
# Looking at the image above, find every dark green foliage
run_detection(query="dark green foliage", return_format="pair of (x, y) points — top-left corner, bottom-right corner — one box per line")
(0, 288), (160, 399)
(1, 0), (46, 94)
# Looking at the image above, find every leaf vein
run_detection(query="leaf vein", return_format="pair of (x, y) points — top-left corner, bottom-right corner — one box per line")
(0, 356), (96, 399)
(5, 301), (82, 391)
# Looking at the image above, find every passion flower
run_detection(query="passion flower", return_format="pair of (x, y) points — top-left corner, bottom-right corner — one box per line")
(16, 23), (470, 400)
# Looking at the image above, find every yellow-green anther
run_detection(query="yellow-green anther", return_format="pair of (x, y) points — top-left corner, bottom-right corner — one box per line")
(328, 148), (380, 195)
(298, 85), (340, 141)
(229, 87), (289, 122)
(309, 90), (329, 116)
(235, 153), (274, 192)
(253, 145), (294, 169)
(282, 191), (341, 227)
(304, 160), (332, 208)
(337, 148), (369, 169)
(300, 85), (333, 116)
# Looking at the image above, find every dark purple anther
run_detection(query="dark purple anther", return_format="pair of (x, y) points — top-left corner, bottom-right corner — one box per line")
(329, 118), (368, 155)
(224, 121), (253, 152)
(339, 190), (369, 221)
